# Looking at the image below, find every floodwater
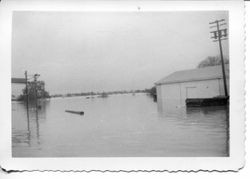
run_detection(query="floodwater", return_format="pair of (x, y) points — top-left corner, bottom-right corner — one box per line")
(12, 93), (229, 157)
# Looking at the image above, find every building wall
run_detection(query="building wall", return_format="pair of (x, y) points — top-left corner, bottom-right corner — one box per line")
(157, 83), (182, 111)
(218, 78), (230, 96)
(157, 78), (229, 108)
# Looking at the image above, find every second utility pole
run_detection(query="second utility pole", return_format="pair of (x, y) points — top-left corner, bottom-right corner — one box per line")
(210, 19), (228, 97)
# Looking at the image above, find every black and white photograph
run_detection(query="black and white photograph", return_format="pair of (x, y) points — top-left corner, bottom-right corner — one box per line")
(11, 11), (230, 157)
(0, 0), (245, 172)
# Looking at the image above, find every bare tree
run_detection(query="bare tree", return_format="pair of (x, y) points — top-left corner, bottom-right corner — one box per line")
(197, 56), (229, 68)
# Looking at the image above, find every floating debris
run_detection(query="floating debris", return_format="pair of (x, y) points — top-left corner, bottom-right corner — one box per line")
(65, 110), (84, 115)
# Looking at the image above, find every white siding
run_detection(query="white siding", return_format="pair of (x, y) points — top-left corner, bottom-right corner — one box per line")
(156, 84), (182, 115)
(218, 78), (230, 96)
(157, 78), (228, 107)
(156, 85), (163, 111)
(180, 79), (221, 105)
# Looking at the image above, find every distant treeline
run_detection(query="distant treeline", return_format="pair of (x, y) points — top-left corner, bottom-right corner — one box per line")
(50, 87), (156, 98)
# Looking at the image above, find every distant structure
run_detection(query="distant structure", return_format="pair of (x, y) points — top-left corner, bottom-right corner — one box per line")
(155, 65), (229, 107)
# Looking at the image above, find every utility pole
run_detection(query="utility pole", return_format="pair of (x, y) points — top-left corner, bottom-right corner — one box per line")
(24, 71), (30, 132)
(33, 74), (40, 142)
(34, 74), (40, 110)
(209, 19), (228, 97)
(24, 71), (29, 111)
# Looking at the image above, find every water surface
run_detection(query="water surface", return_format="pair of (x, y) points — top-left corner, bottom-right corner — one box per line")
(12, 94), (229, 157)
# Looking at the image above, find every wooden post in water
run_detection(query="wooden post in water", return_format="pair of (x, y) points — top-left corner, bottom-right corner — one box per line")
(34, 74), (40, 111)
(24, 71), (29, 120)
(25, 71), (30, 144)
(33, 74), (40, 143)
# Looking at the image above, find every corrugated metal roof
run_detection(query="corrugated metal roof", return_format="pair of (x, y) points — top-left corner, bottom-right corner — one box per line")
(155, 65), (229, 85)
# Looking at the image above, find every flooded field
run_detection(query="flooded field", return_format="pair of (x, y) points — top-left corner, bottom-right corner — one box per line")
(12, 93), (229, 157)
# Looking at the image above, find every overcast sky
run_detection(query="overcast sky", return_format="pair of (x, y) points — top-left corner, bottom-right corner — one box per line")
(12, 11), (228, 95)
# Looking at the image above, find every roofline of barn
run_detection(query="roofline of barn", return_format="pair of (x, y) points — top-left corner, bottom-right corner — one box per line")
(155, 76), (228, 86)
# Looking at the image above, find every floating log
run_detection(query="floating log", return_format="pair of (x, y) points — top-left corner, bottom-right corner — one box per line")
(186, 96), (229, 107)
(65, 110), (84, 115)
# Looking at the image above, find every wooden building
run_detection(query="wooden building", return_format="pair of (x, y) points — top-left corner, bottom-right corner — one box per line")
(155, 65), (229, 108)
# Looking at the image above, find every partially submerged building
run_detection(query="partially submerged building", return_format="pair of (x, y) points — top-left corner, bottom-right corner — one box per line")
(155, 65), (229, 108)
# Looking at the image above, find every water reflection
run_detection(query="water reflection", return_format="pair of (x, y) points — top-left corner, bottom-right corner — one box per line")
(12, 94), (229, 157)
(12, 99), (49, 152)
(158, 102), (229, 156)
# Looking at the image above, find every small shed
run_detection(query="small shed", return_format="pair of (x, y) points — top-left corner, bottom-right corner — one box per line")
(155, 65), (229, 107)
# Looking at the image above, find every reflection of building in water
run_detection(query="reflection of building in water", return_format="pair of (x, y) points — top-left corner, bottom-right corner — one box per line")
(155, 65), (229, 111)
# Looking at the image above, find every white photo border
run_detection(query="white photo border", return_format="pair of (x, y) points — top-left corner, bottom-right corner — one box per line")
(0, 0), (245, 171)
